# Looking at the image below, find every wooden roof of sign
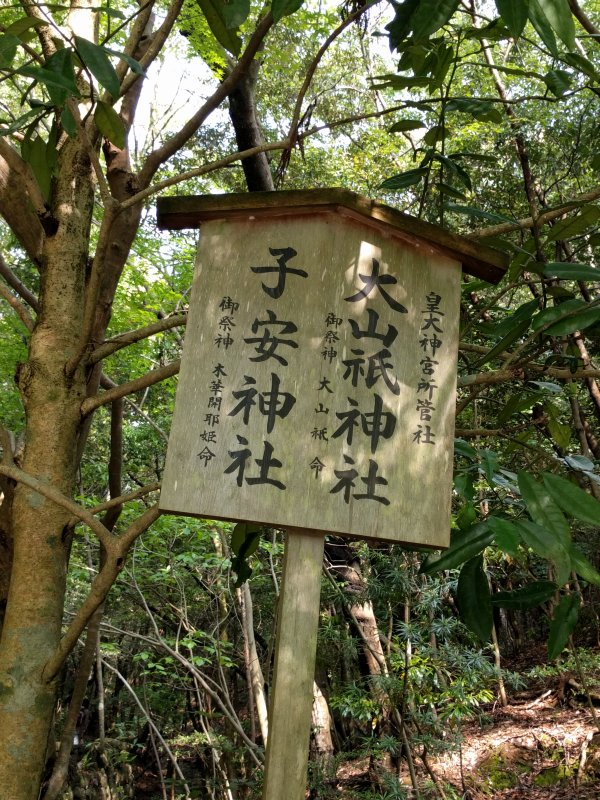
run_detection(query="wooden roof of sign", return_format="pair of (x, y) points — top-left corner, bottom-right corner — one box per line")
(157, 188), (509, 284)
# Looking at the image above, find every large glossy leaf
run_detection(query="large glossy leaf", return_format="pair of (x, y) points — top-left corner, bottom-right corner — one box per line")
(457, 555), (492, 642)
(570, 547), (600, 587)
(515, 519), (571, 585)
(0, 34), (19, 68)
(536, 0), (575, 49)
(410, 0), (460, 42)
(194, 0), (241, 55)
(18, 65), (80, 98)
(388, 119), (425, 133)
(542, 473), (600, 527)
(543, 69), (572, 97)
(543, 263), (600, 282)
(531, 298), (600, 337)
(544, 305), (600, 337)
(75, 35), (120, 98)
(446, 98), (502, 123)
(272, 0), (304, 22)
(476, 318), (529, 368)
(546, 207), (600, 241)
(488, 517), (520, 556)
(548, 594), (579, 659)
(102, 46), (146, 76)
(386, 0), (420, 52)
(492, 581), (557, 609)
(5, 16), (46, 38)
(518, 472), (570, 546)
(44, 48), (77, 106)
(421, 522), (493, 574)
(24, 136), (52, 201)
(380, 168), (428, 191)
(495, 0), (529, 38)
(94, 101), (125, 148)
(528, 0), (559, 55)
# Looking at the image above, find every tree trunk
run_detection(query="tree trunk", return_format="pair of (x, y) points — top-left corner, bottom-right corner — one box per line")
(0, 134), (95, 799)
(227, 60), (275, 192)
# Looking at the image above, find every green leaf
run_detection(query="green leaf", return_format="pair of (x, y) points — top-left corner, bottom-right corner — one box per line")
(531, 298), (600, 337)
(570, 547), (600, 587)
(421, 522), (493, 574)
(272, 0), (304, 22)
(220, 0), (250, 28)
(497, 391), (542, 425)
(543, 262), (600, 281)
(542, 473), (600, 527)
(386, 0), (420, 52)
(5, 17), (46, 38)
(443, 204), (514, 224)
(25, 136), (52, 201)
(446, 98), (503, 123)
(515, 519), (571, 585)
(457, 555), (492, 642)
(548, 594), (579, 659)
(546, 206), (600, 241)
(0, 108), (44, 136)
(492, 581), (557, 609)
(495, 0), (529, 38)
(75, 35), (120, 98)
(544, 304), (600, 337)
(18, 65), (80, 98)
(476, 318), (529, 368)
(61, 107), (77, 137)
(488, 517), (520, 556)
(44, 48), (78, 106)
(102, 46), (146, 76)
(454, 439), (478, 460)
(231, 522), (247, 554)
(543, 68), (572, 97)
(562, 52), (600, 82)
(410, 0), (460, 42)
(547, 417), (572, 451)
(518, 471), (570, 547)
(380, 167), (428, 191)
(94, 101), (126, 148)
(536, 0), (576, 49)
(528, 0), (559, 56)
(388, 119), (425, 133)
(0, 34), (20, 68)
(193, 0), (241, 55)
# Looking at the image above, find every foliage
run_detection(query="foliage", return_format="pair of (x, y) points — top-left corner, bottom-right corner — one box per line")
(1, 0), (600, 797)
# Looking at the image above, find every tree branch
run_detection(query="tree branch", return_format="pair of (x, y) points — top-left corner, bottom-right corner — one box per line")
(125, 139), (289, 210)
(81, 359), (180, 415)
(0, 252), (39, 311)
(0, 464), (113, 550)
(287, 0), (383, 148)
(0, 280), (34, 331)
(138, 11), (275, 185)
(468, 185), (600, 239)
(0, 139), (45, 265)
(43, 503), (161, 681)
(87, 482), (161, 516)
(89, 312), (187, 364)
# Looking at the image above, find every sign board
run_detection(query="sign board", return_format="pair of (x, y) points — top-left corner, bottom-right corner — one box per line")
(158, 197), (490, 548)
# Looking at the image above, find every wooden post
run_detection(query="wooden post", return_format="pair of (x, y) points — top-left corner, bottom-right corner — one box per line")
(262, 529), (325, 800)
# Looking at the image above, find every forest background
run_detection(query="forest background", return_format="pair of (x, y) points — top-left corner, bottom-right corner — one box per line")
(1, 0), (600, 798)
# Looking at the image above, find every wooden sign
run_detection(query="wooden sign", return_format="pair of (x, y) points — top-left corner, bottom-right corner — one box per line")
(157, 190), (508, 800)
(159, 191), (507, 548)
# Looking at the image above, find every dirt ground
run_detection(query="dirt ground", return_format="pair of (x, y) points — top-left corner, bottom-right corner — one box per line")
(336, 692), (600, 799)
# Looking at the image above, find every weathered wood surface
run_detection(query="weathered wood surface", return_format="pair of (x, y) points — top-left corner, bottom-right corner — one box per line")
(160, 213), (459, 547)
(262, 530), (325, 800)
(157, 189), (509, 284)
